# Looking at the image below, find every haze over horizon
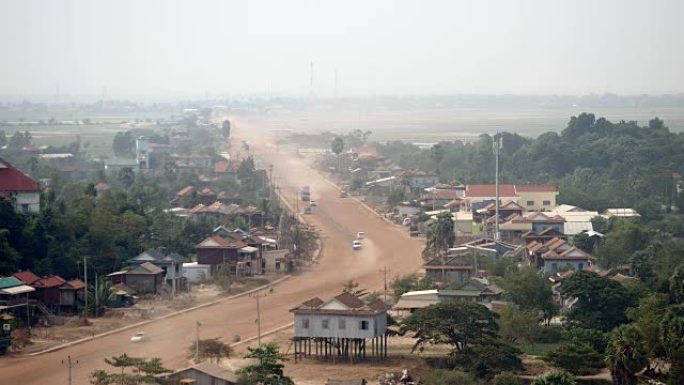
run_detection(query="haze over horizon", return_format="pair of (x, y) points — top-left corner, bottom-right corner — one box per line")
(2, 0), (683, 99)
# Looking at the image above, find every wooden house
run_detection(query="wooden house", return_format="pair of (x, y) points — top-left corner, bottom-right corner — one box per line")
(290, 293), (389, 361)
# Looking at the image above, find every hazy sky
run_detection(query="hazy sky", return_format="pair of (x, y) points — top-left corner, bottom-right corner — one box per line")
(1, 0), (683, 97)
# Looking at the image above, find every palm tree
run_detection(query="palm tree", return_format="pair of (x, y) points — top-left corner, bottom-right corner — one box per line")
(531, 370), (576, 385)
(331, 136), (345, 171)
(605, 324), (648, 385)
(423, 212), (455, 260)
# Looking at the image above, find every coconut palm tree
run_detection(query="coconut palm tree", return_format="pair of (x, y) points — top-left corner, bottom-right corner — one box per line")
(605, 324), (648, 385)
(423, 211), (455, 260)
(531, 370), (576, 385)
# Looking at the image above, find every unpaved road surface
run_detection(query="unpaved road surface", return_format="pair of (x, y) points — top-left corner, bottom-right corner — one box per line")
(0, 121), (424, 384)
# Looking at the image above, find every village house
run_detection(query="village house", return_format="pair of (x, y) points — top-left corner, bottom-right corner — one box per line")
(526, 237), (594, 274)
(398, 170), (439, 191)
(290, 292), (389, 361)
(393, 278), (504, 317)
(420, 189), (461, 210)
(463, 184), (558, 212)
(107, 262), (164, 294)
(0, 156), (41, 213)
(544, 204), (600, 235)
(167, 361), (240, 385)
(214, 160), (240, 182)
(195, 234), (262, 276)
(0, 276), (35, 310)
(522, 227), (568, 245)
(424, 254), (474, 286)
(11, 270), (85, 313)
(198, 188), (217, 205)
(128, 249), (186, 292)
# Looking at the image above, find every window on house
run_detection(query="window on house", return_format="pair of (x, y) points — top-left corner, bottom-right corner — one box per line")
(552, 263), (558, 272)
(322, 319), (329, 329)
(302, 319), (309, 329)
(543, 200), (551, 206)
(338, 319), (346, 329)
(360, 320), (369, 330)
(526, 200), (535, 206)
(578, 263), (584, 271)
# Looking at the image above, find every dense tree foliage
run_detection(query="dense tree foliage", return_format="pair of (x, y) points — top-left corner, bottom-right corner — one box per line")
(0, 173), (214, 278)
(423, 211), (455, 259)
(237, 343), (293, 385)
(561, 271), (636, 331)
(402, 301), (499, 353)
(377, 114), (684, 212)
(91, 354), (171, 385)
(402, 302), (523, 379)
(500, 267), (557, 322)
(605, 324), (648, 385)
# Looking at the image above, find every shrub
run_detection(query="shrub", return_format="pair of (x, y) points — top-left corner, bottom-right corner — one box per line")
(421, 369), (483, 385)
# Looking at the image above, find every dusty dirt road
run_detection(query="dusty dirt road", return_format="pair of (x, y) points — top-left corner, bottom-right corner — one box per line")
(0, 122), (424, 384)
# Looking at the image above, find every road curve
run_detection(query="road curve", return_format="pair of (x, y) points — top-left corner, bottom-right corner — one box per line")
(0, 122), (424, 385)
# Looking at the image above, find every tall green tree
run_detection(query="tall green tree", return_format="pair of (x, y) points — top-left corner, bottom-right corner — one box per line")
(626, 293), (668, 363)
(237, 342), (293, 385)
(498, 304), (539, 344)
(221, 120), (231, 138)
(501, 267), (557, 323)
(561, 271), (635, 331)
(423, 211), (455, 260)
(401, 301), (499, 353)
(188, 338), (233, 363)
(605, 324), (648, 385)
(91, 354), (171, 385)
(659, 304), (684, 384)
(669, 263), (684, 304)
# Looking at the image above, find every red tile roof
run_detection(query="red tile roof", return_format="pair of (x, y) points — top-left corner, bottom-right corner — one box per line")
(61, 279), (85, 290)
(334, 292), (365, 309)
(465, 184), (558, 197)
(176, 185), (195, 197)
(0, 157), (40, 192)
(13, 270), (41, 285)
(424, 190), (460, 200)
(197, 235), (247, 249)
(466, 184), (517, 197)
(33, 275), (66, 288)
(301, 297), (324, 308)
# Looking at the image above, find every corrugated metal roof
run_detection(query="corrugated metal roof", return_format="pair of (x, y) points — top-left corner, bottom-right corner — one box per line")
(0, 284), (35, 295)
(0, 276), (23, 289)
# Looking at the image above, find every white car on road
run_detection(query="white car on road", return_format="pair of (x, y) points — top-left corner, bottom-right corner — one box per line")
(130, 332), (148, 343)
(352, 240), (362, 250)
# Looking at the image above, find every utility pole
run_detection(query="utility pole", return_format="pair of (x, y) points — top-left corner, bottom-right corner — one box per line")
(250, 291), (267, 346)
(493, 133), (502, 241)
(379, 266), (391, 304)
(94, 272), (98, 318)
(195, 321), (201, 362)
(83, 256), (88, 320)
(62, 355), (78, 385)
